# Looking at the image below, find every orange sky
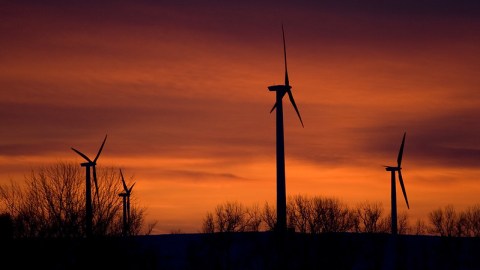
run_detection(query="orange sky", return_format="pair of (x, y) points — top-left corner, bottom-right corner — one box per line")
(1, 1), (479, 234)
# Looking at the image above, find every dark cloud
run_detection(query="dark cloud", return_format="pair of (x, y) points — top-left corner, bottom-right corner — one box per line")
(349, 108), (480, 168)
(155, 169), (246, 182)
(0, 75), (274, 163)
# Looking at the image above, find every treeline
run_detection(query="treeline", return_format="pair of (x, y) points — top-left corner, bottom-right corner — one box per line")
(0, 162), (149, 238)
(202, 194), (480, 237)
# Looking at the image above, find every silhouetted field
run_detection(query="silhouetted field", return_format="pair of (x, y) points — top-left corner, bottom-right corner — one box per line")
(1, 232), (480, 269)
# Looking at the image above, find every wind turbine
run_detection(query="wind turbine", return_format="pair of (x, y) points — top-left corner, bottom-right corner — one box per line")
(71, 134), (107, 238)
(119, 169), (135, 236)
(268, 24), (304, 232)
(384, 132), (409, 235)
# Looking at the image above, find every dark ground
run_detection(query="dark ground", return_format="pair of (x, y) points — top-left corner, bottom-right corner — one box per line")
(1, 232), (479, 270)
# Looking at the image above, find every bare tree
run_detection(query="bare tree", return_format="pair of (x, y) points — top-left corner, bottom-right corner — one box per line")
(262, 202), (276, 231)
(245, 204), (262, 232)
(202, 197), (473, 237)
(380, 212), (410, 234)
(0, 162), (145, 238)
(217, 201), (247, 232)
(202, 212), (215, 233)
(429, 208), (443, 236)
(414, 219), (428, 235)
(0, 180), (24, 219)
(398, 212), (410, 235)
(287, 195), (312, 233)
(202, 201), (263, 233)
(284, 195), (357, 234)
(0, 180), (30, 236)
(355, 201), (384, 233)
(213, 201), (247, 232)
(315, 197), (354, 233)
(145, 220), (159, 235)
(462, 204), (480, 237)
(429, 205), (461, 237)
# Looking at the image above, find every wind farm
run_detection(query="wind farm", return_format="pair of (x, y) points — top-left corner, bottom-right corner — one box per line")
(1, 1), (480, 269)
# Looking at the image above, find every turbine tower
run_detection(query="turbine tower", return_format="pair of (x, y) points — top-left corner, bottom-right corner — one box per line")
(119, 169), (135, 236)
(268, 24), (304, 232)
(384, 132), (409, 235)
(71, 134), (107, 238)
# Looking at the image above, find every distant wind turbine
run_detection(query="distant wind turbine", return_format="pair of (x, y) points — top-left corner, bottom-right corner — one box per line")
(384, 132), (409, 235)
(71, 134), (107, 238)
(119, 169), (135, 236)
(268, 24), (304, 233)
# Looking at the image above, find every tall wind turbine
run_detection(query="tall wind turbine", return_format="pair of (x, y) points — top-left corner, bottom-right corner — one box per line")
(384, 132), (409, 235)
(71, 134), (107, 238)
(119, 169), (135, 236)
(268, 24), (304, 232)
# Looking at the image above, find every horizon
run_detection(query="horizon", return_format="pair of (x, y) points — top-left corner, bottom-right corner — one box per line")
(1, 1), (480, 234)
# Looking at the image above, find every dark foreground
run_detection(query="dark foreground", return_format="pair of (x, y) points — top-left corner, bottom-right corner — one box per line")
(1, 232), (480, 269)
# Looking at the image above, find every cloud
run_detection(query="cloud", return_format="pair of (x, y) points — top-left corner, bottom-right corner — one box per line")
(157, 169), (246, 182)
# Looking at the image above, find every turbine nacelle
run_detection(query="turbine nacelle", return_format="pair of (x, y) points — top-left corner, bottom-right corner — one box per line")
(268, 85), (291, 92)
(385, 166), (401, 172)
(80, 161), (96, 167)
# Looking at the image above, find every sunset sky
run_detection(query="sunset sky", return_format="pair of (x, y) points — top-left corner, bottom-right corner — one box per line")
(1, 1), (479, 234)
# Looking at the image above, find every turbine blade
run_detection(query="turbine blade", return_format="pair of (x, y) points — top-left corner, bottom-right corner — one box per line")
(270, 102), (277, 113)
(71, 148), (92, 162)
(287, 89), (304, 127)
(94, 134), (108, 162)
(93, 166), (100, 206)
(128, 182), (136, 194)
(120, 169), (128, 192)
(269, 91), (288, 113)
(282, 23), (289, 87)
(398, 170), (409, 209)
(397, 132), (406, 167)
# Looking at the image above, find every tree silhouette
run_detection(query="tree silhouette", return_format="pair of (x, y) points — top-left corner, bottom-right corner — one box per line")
(287, 195), (310, 233)
(262, 202), (277, 231)
(245, 203), (262, 232)
(0, 162), (145, 238)
(202, 212), (215, 233)
(310, 196), (355, 233)
(202, 201), (265, 233)
(202, 196), (480, 237)
(462, 204), (480, 237)
(380, 212), (410, 234)
(429, 205), (460, 237)
(205, 196), (387, 234)
(354, 201), (385, 233)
